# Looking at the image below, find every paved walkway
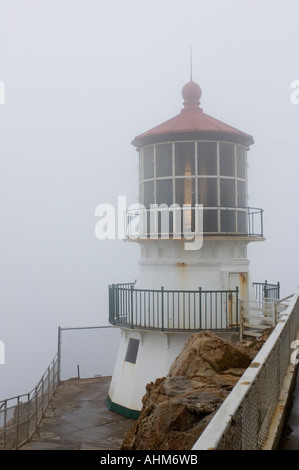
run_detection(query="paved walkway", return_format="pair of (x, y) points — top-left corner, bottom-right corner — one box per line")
(19, 377), (135, 450)
(280, 368), (299, 450)
(18, 372), (299, 451)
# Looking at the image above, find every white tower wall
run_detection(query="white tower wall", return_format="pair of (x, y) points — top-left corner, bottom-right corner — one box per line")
(134, 238), (253, 297)
(107, 329), (191, 417)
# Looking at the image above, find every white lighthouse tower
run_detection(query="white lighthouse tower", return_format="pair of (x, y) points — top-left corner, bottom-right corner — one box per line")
(106, 78), (264, 418)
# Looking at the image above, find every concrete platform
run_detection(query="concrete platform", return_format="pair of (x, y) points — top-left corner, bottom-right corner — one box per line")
(19, 377), (135, 450)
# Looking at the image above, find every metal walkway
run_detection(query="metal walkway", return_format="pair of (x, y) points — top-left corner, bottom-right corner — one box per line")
(18, 377), (134, 450)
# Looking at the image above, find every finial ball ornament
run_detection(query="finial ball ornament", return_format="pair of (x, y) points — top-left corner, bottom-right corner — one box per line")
(182, 80), (202, 108)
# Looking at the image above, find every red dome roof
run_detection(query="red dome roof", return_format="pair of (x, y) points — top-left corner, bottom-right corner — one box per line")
(132, 80), (253, 148)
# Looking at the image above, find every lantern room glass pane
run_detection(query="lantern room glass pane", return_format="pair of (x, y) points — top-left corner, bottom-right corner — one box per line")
(203, 210), (218, 233)
(144, 180), (154, 207)
(143, 146), (154, 179)
(156, 179), (173, 207)
(237, 180), (246, 207)
(237, 210), (247, 233)
(139, 151), (143, 181)
(175, 178), (195, 207)
(139, 182), (144, 205)
(221, 210), (236, 232)
(237, 145), (246, 179)
(156, 143), (173, 177)
(175, 142), (195, 176)
(220, 143), (235, 177)
(220, 178), (235, 207)
(197, 142), (217, 175)
(198, 178), (218, 207)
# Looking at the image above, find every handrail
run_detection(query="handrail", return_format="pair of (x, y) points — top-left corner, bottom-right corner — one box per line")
(1, 359), (56, 404)
(0, 354), (59, 450)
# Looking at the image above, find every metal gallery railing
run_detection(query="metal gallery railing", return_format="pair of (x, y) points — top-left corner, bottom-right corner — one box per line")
(253, 280), (280, 302)
(109, 284), (240, 331)
(124, 206), (264, 239)
(0, 355), (59, 450)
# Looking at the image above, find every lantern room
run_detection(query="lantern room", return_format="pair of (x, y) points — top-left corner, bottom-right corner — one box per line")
(131, 79), (260, 239)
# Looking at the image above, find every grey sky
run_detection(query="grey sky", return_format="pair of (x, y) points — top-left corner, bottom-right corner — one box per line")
(0, 0), (298, 398)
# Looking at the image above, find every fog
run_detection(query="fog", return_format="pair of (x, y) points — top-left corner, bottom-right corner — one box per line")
(0, 0), (298, 399)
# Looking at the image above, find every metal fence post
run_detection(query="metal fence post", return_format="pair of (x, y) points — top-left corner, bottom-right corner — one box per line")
(109, 284), (115, 325)
(57, 326), (61, 383)
(52, 360), (55, 393)
(263, 280), (268, 300)
(161, 287), (164, 331)
(239, 299), (243, 341)
(199, 287), (202, 329)
(130, 285), (134, 329)
(27, 392), (30, 442)
(236, 286), (239, 327)
(16, 396), (20, 449)
(115, 284), (119, 324)
(47, 366), (50, 405)
(4, 400), (7, 450)
(35, 386), (38, 428)
(273, 301), (278, 326)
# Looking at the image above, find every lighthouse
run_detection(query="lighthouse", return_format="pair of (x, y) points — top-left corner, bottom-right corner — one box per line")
(106, 78), (264, 418)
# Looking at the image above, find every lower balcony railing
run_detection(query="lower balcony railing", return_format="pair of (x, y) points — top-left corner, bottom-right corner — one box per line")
(109, 284), (239, 332)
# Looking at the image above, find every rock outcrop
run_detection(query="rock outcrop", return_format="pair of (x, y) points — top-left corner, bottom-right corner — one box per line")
(121, 329), (271, 450)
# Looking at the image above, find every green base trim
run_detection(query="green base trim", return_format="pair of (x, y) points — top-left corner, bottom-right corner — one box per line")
(105, 395), (140, 420)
